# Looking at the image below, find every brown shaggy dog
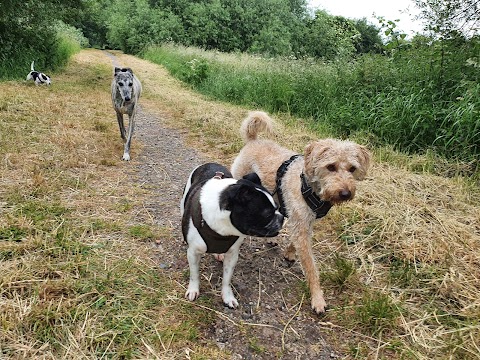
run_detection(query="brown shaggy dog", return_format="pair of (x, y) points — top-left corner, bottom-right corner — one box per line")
(231, 111), (371, 314)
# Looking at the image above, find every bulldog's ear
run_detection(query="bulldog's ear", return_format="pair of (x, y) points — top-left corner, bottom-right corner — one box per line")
(114, 67), (122, 75)
(122, 67), (133, 74)
(242, 172), (261, 185)
(231, 183), (257, 205)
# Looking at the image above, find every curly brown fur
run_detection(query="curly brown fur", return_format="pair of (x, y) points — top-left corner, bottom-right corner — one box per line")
(231, 111), (371, 314)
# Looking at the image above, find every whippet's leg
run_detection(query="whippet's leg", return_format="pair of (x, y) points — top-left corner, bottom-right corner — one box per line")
(123, 109), (135, 161)
(116, 112), (126, 141)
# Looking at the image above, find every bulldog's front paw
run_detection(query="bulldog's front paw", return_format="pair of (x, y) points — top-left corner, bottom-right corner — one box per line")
(213, 253), (225, 262)
(222, 288), (238, 308)
(185, 283), (200, 301)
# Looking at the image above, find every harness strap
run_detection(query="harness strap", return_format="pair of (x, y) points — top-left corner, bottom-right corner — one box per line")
(191, 209), (239, 254)
(300, 174), (332, 219)
(275, 155), (301, 217)
(190, 171), (239, 254)
(275, 155), (332, 219)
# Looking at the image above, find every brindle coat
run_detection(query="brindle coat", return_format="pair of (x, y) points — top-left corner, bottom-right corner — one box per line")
(111, 67), (142, 161)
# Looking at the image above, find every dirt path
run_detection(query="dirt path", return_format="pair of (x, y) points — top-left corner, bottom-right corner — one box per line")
(103, 50), (340, 359)
(132, 106), (338, 359)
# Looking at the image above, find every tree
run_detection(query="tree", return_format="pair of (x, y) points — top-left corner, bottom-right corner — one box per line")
(415, 0), (480, 38)
(183, 0), (229, 50)
(298, 10), (358, 59)
(106, 0), (184, 53)
(352, 18), (383, 54)
(71, 0), (111, 48)
(249, 18), (292, 56)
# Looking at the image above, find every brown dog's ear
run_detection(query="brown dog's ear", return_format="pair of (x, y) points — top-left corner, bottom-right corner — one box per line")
(304, 140), (332, 179)
(354, 144), (371, 180)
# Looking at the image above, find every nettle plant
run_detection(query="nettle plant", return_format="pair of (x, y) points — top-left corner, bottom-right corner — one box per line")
(183, 58), (210, 85)
(376, 17), (408, 52)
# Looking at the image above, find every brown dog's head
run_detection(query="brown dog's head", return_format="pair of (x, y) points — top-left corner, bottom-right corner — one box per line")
(304, 139), (370, 204)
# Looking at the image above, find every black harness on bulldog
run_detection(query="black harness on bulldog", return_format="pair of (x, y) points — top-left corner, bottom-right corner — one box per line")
(274, 155), (332, 219)
(191, 171), (239, 254)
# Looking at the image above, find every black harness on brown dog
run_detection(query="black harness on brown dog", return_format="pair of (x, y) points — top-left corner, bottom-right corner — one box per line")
(274, 155), (332, 219)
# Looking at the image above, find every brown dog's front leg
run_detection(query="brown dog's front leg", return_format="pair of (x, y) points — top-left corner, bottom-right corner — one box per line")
(290, 217), (327, 314)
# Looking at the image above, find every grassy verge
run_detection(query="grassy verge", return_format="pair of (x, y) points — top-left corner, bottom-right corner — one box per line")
(143, 44), (480, 172)
(0, 50), (226, 359)
(0, 22), (87, 80)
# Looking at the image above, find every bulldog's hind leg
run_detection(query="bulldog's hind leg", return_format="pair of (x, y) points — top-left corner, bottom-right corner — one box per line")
(185, 222), (207, 301)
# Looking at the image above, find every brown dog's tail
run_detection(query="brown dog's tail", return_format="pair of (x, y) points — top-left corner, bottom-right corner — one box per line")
(240, 111), (274, 142)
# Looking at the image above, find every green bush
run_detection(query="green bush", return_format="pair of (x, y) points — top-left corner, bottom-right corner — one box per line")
(0, 1), (87, 80)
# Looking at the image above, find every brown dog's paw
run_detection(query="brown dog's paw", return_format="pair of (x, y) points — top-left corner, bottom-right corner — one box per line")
(311, 295), (327, 314)
(283, 244), (296, 262)
(283, 256), (296, 267)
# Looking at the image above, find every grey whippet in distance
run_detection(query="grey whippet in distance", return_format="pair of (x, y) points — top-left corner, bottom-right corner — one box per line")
(111, 67), (142, 161)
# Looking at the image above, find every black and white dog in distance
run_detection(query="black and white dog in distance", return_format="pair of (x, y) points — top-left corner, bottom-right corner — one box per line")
(26, 61), (51, 85)
(181, 162), (284, 308)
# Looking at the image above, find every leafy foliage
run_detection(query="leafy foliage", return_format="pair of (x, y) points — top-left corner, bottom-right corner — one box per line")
(0, 0), (385, 78)
(415, 0), (480, 37)
(76, 0), (383, 59)
(0, 0), (86, 79)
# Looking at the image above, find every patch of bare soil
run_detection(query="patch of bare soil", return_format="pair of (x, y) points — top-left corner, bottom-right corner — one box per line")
(131, 108), (339, 359)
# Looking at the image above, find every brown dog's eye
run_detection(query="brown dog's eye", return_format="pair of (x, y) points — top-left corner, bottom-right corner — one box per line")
(326, 164), (336, 172)
(349, 166), (356, 173)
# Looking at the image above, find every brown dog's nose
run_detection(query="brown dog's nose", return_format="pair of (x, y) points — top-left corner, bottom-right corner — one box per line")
(339, 190), (352, 200)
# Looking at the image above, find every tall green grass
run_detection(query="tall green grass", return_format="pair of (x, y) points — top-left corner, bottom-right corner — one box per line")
(143, 44), (480, 170)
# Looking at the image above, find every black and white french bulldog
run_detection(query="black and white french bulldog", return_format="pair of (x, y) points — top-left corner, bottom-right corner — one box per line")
(180, 162), (284, 308)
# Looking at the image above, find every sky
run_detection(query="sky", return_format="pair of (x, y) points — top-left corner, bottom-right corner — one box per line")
(308, 0), (425, 36)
